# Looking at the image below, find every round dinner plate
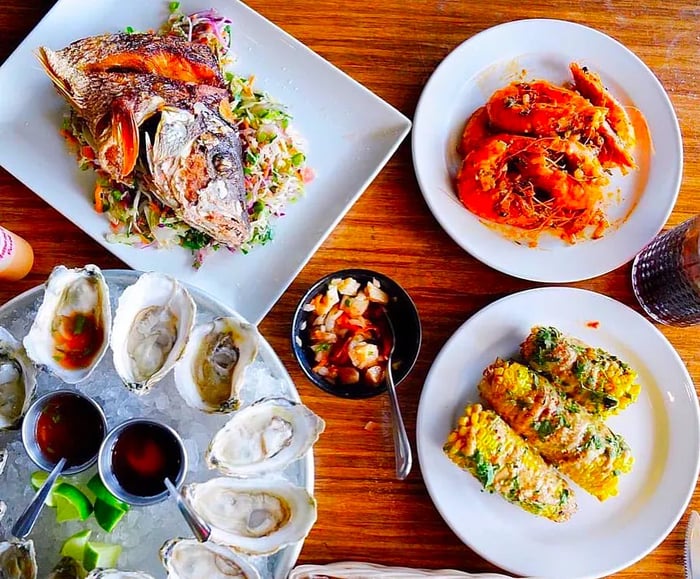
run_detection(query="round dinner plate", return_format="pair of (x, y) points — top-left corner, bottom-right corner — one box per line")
(416, 287), (700, 579)
(411, 19), (682, 282)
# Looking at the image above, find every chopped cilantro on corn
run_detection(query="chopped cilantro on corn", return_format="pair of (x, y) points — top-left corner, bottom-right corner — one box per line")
(443, 403), (577, 522)
(478, 358), (634, 501)
(520, 326), (640, 416)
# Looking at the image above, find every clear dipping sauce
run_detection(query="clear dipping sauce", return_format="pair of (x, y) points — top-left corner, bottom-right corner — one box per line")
(111, 422), (183, 498)
(35, 391), (105, 468)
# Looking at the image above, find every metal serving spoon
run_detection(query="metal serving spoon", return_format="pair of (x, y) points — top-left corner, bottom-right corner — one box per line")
(164, 477), (211, 542)
(12, 457), (67, 539)
(383, 312), (412, 480)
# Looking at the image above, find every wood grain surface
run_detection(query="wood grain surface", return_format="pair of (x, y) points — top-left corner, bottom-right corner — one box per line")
(1, 1), (699, 577)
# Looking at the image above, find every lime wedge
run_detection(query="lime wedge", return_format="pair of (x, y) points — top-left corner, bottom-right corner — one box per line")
(60, 529), (92, 562)
(87, 473), (130, 512)
(29, 470), (64, 507)
(94, 498), (128, 533)
(53, 482), (93, 523)
(83, 541), (122, 571)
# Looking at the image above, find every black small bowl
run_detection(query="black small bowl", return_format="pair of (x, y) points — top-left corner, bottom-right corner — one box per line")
(292, 269), (422, 399)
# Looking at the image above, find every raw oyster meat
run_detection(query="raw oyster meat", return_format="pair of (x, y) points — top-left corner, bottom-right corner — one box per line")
(85, 569), (154, 578)
(0, 327), (37, 429)
(23, 264), (110, 384)
(206, 397), (325, 477)
(0, 539), (37, 578)
(48, 557), (86, 579)
(160, 537), (260, 579)
(111, 272), (196, 393)
(174, 316), (258, 413)
(183, 477), (317, 555)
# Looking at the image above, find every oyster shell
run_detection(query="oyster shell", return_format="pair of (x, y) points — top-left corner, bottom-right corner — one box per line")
(206, 397), (325, 477)
(111, 272), (196, 393)
(160, 538), (260, 579)
(0, 327), (37, 429)
(23, 264), (110, 384)
(0, 447), (7, 474)
(0, 539), (37, 579)
(85, 570), (154, 579)
(0, 500), (6, 524)
(173, 316), (258, 413)
(48, 556), (86, 579)
(183, 477), (317, 555)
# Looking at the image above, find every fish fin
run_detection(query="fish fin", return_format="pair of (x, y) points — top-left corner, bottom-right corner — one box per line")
(35, 48), (83, 111)
(111, 100), (139, 178)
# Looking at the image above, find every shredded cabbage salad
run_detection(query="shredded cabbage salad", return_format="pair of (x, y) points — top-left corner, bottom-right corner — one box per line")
(63, 2), (313, 268)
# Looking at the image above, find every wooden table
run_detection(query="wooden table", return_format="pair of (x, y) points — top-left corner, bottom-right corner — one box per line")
(1, 1), (698, 577)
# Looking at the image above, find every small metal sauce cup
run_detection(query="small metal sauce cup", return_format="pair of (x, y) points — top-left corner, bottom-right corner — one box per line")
(21, 389), (107, 475)
(98, 418), (188, 507)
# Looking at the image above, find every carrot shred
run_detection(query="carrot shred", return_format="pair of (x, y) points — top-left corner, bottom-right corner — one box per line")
(93, 182), (105, 213)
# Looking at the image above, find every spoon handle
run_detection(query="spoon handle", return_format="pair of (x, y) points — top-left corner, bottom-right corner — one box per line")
(12, 457), (67, 540)
(386, 367), (413, 480)
(164, 477), (211, 543)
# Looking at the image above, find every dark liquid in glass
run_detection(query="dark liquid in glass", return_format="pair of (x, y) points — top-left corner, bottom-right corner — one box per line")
(35, 392), (105, 467)
(111, 423), (182, 497)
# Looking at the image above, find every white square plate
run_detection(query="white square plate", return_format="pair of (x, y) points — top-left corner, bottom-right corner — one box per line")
(0, 0), (411, 323)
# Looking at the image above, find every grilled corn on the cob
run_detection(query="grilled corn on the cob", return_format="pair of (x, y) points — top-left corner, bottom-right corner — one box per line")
(520, 326), (640, 416)
(443, 403), (577, 522)
(478, 359), (633, 501)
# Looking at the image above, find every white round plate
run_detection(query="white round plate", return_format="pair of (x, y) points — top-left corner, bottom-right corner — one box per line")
(412, 19), (682, 282)
(416, 287), (699, 579)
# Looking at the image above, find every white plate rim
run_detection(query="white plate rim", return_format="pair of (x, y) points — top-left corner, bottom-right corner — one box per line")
(416, 286), (699, 578)
(411, 18), (682, 283)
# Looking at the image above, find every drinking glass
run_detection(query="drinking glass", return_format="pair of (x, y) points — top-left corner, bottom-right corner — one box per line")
(631, 216), (700, 327)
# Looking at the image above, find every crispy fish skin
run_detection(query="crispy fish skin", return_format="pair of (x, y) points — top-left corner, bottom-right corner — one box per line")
(39, 33), (224, 87)
(40, 67), (230, 182)
(146, 103), (250, 247)
(478, 358), (633, 501)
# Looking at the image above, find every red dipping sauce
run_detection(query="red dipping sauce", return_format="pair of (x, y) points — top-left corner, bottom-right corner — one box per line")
(111, 422), (183, 498)
(35, 391), (105, 468)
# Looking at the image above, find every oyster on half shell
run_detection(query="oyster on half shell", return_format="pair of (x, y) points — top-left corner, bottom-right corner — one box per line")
(206, 397), (325, 477)
(0, 539), (37, 579)
(174, 316), (258, 413)
(23, 264), (110, 384)
(160, 538), (260, 579)
(0, 327), (37, 429)
(111, 272), (196, 393)
(183, 477), (317, 555)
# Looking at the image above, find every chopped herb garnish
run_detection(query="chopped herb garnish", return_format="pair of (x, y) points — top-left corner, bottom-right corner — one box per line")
(73, 314), (86, 335)
(471, 449), (495, 489)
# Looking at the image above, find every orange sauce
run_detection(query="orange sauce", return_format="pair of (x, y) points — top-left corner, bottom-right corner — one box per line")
(52, 311), (104, 370)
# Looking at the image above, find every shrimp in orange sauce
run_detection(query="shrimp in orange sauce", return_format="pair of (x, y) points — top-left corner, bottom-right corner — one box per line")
(456, 63), (638, 243)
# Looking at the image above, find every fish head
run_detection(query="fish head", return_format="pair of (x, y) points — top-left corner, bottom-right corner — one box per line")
(146, 104), (250, 248)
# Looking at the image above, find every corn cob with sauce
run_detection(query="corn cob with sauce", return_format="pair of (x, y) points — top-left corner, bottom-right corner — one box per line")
(520, 326), (640, 416)
(443, 403), (577, 522)
(478, 358), (633, 501)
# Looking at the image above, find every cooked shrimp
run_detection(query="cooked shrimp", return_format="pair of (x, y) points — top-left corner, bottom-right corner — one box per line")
(486, 81), (606, 137)
(458, 106), (491, 156)
(456, 134), (607, 232)
(569, 63), (636, 150)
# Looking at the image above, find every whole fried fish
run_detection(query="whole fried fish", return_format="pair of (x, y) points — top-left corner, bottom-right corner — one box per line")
(37, 32), (251, 248)
(39, 32), (224, 86)
(146, 103), (250, 248)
